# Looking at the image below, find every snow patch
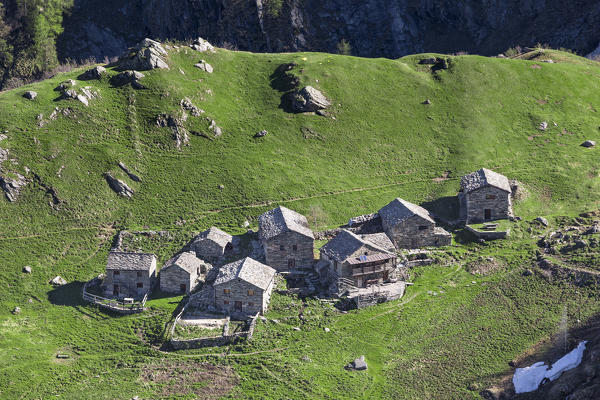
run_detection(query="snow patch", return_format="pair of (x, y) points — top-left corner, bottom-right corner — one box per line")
(513, 341), (587, 394)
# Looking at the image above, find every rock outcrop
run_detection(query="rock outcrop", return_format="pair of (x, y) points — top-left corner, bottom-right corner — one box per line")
(114, 38), (169, 71)
(291, 86), (330, 113)
(104, 173), (134, 197)
(0, 173), (28, 202)
(78, 66), (106, 80)
(190, 37), (215, 53)
(110, 71), (145, 88)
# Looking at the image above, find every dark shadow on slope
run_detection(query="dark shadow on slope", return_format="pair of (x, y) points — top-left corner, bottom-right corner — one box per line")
(422, 196), (460, 224)
(47, 281), (86, 307)
(269, 62), (300, 113)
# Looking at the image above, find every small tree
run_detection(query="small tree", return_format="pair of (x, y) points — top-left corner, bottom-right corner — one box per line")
(337, 39), (352, 56)
(309, 204), (327, 230)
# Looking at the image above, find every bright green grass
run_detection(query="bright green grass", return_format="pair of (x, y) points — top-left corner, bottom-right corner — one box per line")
(1, 46), (600, 399)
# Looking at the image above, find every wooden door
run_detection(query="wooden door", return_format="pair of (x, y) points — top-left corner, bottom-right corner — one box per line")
(288, 258), (295, 269)
(484, 209), (492, 220)
(180, 283), (187, 293)
(113, 284), (119, 295)
(234, 301), (242, 312)
(383, 270), (389, 281)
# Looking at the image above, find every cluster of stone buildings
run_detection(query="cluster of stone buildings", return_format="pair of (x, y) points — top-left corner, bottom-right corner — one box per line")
(98, 168), (514, 316)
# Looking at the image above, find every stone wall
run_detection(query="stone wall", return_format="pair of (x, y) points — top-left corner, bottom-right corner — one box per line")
(214, 278), (272, 316)
(465, 225), (510, 240)
(160, 265), (197, 294)
(170, 313), (259, 350)
(263, 231), (314, 271)
(192, 240), (227, 262)
(465, 186), (512, 223)
(383, 215), (450, 249)
(103, 268), (155, 298)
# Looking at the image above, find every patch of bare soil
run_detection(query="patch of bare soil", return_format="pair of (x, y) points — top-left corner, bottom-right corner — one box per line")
(466, 258), (503, 276)
(140, 360), (238, 399)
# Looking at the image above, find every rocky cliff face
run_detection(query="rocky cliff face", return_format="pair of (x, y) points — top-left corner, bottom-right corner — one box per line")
(59, 0), (600, 61)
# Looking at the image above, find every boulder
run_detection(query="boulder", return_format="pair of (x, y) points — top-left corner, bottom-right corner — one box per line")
(78, 66), (106, 80)
(61, 89), (78, 100)
(194, 60), (213, 73)
(209, 119), (222, 136)
(536, 217), (549, 227)
(115, 38), (169, 71)
(423, 99), (432, 105)
(0, 173), (28, 202)
(190, 37), (215, 53)
(291, 86), (331, 112)
(118, 162), (142, 182)
(56, 80), (77, 91)
(23, 91), (37, 100)
(254, 130), (268, 138)
(12, 307), (21, 315)
(539, 121), (548, 131)
(581, 140), (596, 148)
(104, 173), (134, 197)
(180, 98), (204, 116)
(50, 276), (67, 286)
(419, 57), (437, 64)
(111, 71), (145, 88)
(22, 266), (32, 274)
(348, 355), (368, 370)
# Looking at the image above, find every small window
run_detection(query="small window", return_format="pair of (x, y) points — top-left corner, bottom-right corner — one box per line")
(200, 265), (206, 274)
(224, 300), (229, 305)
(223, 288), (230, 296)
(136, 282), (143, 288)
(180, 284), (186, 292)
(418, 226), (428, 231)
(364, 252), (368, 256)
(248, 289), (254, 296)
(113, 270), (120, 276)
(486, 194), (497, 200)
(292, 244), (298, 251)
(280, 244), (285, 251)
(137, 271), (143, 277)
(248, 302), (254, 307)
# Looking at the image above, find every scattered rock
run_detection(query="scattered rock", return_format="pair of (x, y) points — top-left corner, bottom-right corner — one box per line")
(293, 327), (301, 331)
(115, 38), (169, 70)
(118, 162), (142, 182)
(22, 266), (32, 274)
(0, 134), (6, 141)
(78, 66), (106, 80)
(27, 298), (33, 303)
(324, 327), (330, 332)
(539, 121), (548, 131)
(419, 57), (437, 64)
(180, 98), (204, 116)
(56, 80), (77, 91)
(190, 37), (215, 53)
(523, 269), (533, 276)
(0, 147), (8, 163)
(536, 216), (549, 227)
(0, 173), (29, 202)
(104, 173), (134, 198)
(541, 59), (554, 63)
(50, 276), (67, 286)
(178, 68), (185, 75)
(254, 130), (268, 138)
(194, 60), (214, 73)
(347, 355), (367, 370)
(291, 86), (331, 112)
(218, 184), (225, 190)
(270, 319), (279, 324)
(209, 119), (222, 136)
(23, 91), (37, 100)
(56, 353), (70, 359)
(110, 70), (145, 88)
(259, 316), (267, 322)
(301, 355), (311, 362)
(423, 99), (432, 105)
(12, 307), (21, 314)
(581, 140), (596, 148)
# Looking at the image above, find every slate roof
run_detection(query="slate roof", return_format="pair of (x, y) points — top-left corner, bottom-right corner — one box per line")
(378, 198), (435, 227)
(460, 168), (511, 193)
(360, 232), (396, 253)
(320, 230), (392, 262)
(106, 251), (156, 271)
(193, 226), (233, 248)
(163, 251), (204, 274)
(213, 257), (276, 290)
(258, 206), (314, 240)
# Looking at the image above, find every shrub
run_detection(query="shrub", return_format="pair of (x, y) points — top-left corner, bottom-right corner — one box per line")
(337, 39), (352, 56)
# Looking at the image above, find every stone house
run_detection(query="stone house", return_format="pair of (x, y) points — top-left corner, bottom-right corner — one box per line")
(379, 198), (451, 249)
(103, 252), (157, 299)
(212, 257), (276, 316)
(259, 206), (314, 271)
(319, 229), (397, 288)
(190, 226), (233, 262)
(459, 168), (513, 224)
(160, 251), (210, 294)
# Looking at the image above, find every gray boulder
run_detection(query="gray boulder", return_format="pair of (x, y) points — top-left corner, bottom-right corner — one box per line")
(118, 162), (142, 182)
(419, 57), (437, 64)
(292, 86), (331, 112)
(0, 173), (28, 202)
(423, 99), (432, 105)
(209, 119), (222, 136)
(12, 307), (21, 314)
(582, 140), (596, 148)
(348, 355), (368, 370)
(194, 60), (213, 73)
(104, 173), (134, 197)
(180, 98), (204, 116)
(23, 91), (37, 100)
(56, 80), (77, 91)
(115, 38), (169, 71)
(535, 217), (549, 227)
(23, 266), (32, 274)
(190, 37), (215, 53)
(254, 130), (268, 138)
(79, 66), (106, 80)
(539, 121), (548, 131)
(50, 276), (67, 286)
(111, 71), (145, 88)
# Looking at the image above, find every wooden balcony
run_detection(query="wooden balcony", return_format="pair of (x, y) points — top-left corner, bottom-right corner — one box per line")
(351, 265), (385, 276)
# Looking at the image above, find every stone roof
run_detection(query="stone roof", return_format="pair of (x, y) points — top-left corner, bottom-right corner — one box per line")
(320, 229), (392, 262)
(213, 257), (276, 290)
(106, 251), (156, 271)
(360, 232), (396, 253)
(193, 226), (233, 248)
(460, 168), (511, 193)
(163, 251), (204, 274)
(378, 198), (435, 227)
(258, 206), (314, 240)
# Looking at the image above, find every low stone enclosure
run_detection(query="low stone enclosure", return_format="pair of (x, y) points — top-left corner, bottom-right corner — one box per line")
(465, 221), (511, 240)
(169, 303), (259, 350)
(82, 277), (149, 314)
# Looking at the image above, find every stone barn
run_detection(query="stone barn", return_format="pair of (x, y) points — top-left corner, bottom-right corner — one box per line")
(160, 251), (210, 294)
(212, 257), (276, 317)
(259, 206), (314, 271)
(379, 198), (451, 249)
(320, 229), (397, 288)
(103, 252), (157, 299)
(190, 227), (233, 262)
(459, 168), (513, 224)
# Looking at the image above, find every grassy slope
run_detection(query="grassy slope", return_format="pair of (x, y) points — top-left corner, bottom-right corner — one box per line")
(0, 47), (600, 399)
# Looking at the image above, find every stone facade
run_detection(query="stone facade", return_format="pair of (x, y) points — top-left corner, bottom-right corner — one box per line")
(102, 252), (157, 299)
(160, 252), (210, 294)
(214, 278), (274, 316)
(190, 227), (233, 262)
(382, 214), (451, 249)
(263, 231), (314, 272)
(463, 186), (512, 223)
